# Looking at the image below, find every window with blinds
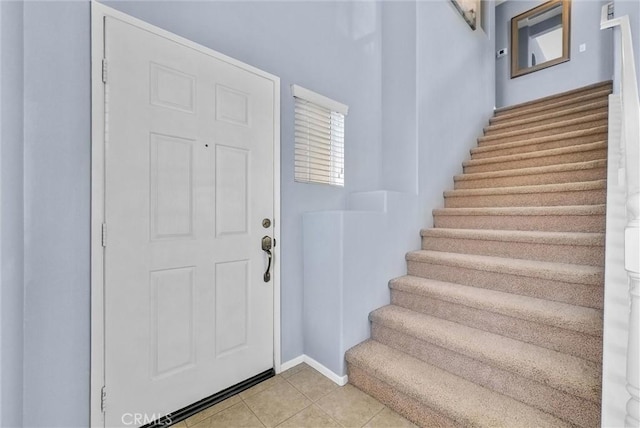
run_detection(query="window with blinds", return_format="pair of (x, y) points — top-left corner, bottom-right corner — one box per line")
(292, 85), (348, 187)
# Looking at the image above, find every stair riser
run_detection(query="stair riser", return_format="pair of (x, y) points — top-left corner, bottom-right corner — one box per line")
(433, 212), (605, 232)
(494, 85), (611, 117)
(421, 235), (604, 266)
(472, 132), (607, 159)
(463, 148), (607, 174)
(479, 118), (608, 145)
(391, 289), (602, 362)
(347, 365), (456, 428)
(406, 260), (603, 308)
(444, 188), (605, 208)
(371, 324), (601, 427)
(492, 92), (611, 123)
(454, 166), (607, 189)
(484, 107), (608, 136)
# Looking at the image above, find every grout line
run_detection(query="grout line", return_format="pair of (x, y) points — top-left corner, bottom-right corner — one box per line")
(359, 405), (386, 427)
(312, 402), (345, 428)
(242, 401), (267, 428)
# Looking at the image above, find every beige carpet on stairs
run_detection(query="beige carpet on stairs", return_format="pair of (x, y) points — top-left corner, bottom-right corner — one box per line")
(345, 80), (611, 427)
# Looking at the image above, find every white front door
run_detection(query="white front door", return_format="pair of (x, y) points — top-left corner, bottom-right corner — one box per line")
(103, 15), (276, 426)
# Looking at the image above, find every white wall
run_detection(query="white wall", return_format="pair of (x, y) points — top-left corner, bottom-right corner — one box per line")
(495, 0), (614, 108)
(0, 2), (25, 426)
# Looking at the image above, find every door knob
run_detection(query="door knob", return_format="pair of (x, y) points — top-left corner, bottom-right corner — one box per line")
(261, 236), (272, 282)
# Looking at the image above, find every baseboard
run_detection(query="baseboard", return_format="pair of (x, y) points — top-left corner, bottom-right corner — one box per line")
(279, 355), (348, 386)
(279, 355), (305, 372)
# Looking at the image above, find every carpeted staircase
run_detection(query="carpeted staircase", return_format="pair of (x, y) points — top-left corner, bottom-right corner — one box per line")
(345, 81), (611, 427)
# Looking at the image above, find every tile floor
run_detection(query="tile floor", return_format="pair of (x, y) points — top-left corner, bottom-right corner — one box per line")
(170, 363), (416, 428)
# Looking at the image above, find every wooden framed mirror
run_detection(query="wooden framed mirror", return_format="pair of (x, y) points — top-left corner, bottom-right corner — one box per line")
(511, 0), (571, 78)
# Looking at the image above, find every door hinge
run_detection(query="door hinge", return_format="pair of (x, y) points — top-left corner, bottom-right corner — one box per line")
(102, 58), (108, 84)
(101, 223), (107, 247)
(100, 385), (107, 413)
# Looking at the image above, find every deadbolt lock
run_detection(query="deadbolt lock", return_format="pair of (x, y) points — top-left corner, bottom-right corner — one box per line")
(262, 236), (272, 251)
(262, 218), (271, 228)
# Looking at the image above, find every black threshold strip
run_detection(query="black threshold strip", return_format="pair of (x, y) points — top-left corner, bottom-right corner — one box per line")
(141, 368), (275, 428)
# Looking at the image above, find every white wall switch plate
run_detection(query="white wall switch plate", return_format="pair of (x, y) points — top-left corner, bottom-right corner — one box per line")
(579, 43), (586, 52)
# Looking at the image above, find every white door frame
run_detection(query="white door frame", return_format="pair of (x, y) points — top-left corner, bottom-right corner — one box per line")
(90, 3), (281, 425)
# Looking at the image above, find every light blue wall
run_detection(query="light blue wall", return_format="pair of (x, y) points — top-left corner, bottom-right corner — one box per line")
(18, 1), (384, 425)
(301, 0), (495, 377)
(22, 2), (91, 426)
(381, 1), (418, 194)
(11, 0), (497, 424)
(495, 0), (614, 107)
(0, 2), (25, 426)
(417, 0), (495, 224)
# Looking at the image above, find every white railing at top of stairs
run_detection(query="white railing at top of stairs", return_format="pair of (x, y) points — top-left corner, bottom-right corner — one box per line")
(601, 3), (640, 427)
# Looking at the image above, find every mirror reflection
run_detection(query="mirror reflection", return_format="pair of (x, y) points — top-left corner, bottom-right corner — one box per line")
(511, 0), (571, 78)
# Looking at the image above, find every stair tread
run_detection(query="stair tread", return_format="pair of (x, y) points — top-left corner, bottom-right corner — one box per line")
(474, 126), (607, 153)
(420, 228), (604, 246)
(444, 180), (606, 197)
(389, 275), (603, 336)
(370, 305), (601, 402)
(494, 81), (611, 114)
(406, 250), (603, 285)
(491, 89), (612, 122)
(481, 112), (607, 141)
(485, 100), (608, 132)
(433, 204), (606, 216)
(346, 340), (572, 427)
(454, 159), (606, 182)
(463, 141), (606, 167)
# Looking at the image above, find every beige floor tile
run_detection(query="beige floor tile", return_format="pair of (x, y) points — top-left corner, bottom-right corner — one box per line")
(280, 363), (310, 379)
(276, 405), (341, 428)
(170, 421), (188, 428)
(364, 407), (417, 428)
(239, 375), (285, 400)
(287, 367), (338, 401)
(190, 402), (264, 428)
(316, 384), (384, 428)
(184, 395), (242, 427)
(243, 380), (312, 427)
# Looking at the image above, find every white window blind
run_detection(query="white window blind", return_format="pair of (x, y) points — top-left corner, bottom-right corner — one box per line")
(292, 85), (348, 187)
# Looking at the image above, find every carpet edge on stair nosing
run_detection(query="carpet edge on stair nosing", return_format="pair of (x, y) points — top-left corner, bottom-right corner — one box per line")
(369, 308), (602, 403)
(388, 285), (603, 337)
(486, 102), (609, 131)
(493, 80), (612, 114)
(462, 141), (608, 167)
(472, 127), (608, 153)
(443, 180), (606, 197)
(404, 251), (603, 285)
(480, 114), (608, 141)
(346, 342), (573, 427)
(453, 160), (607, 181)
(419, 229), (605, 246)
(491, 89), (613, 122)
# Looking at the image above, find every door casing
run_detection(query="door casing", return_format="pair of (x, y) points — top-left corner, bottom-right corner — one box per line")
(90, 3), (281, 425)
